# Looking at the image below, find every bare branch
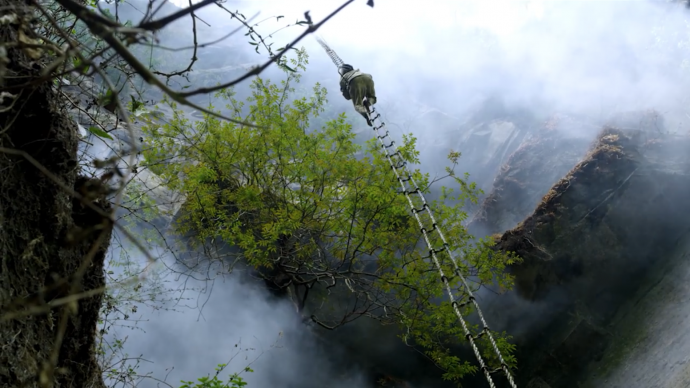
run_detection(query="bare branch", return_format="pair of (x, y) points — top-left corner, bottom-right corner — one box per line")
(151, 0), (201, 78)
(179, 0), (356, 98)
(138, 0), (218, 31)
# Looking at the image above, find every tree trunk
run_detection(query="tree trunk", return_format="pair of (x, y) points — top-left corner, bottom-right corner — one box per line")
(0, 3), (110, 388)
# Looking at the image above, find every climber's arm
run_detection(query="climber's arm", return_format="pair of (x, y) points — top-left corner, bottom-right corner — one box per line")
(340, 78), (352, 100)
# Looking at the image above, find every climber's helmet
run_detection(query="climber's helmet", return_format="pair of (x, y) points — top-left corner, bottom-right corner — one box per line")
(338, 64), (354, 76)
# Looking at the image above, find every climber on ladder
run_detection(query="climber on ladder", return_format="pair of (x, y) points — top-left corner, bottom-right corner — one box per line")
(338, 64), (377, 127)
(314, 33), (518, 388)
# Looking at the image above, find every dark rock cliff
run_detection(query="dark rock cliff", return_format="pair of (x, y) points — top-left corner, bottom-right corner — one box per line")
(482, 124), (690, 387)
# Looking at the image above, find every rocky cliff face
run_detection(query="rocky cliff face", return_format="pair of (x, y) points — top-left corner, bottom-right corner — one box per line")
(417, 98), (544, 201)
(498, 127), (690, 303)
(467, 115), (594, 238)
(579, 229), (690, 388)
(0, 5), (112, 386)
(476, 119), (690, 387)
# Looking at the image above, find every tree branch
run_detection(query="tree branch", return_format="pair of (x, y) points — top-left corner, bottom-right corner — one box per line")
(179, 0), (355, 98)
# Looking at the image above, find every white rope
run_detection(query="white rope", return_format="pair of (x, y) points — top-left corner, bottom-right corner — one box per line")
(364, 100), (517, 388)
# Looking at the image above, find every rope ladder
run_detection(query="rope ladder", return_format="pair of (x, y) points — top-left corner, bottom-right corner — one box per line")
(312, 34), (517, 387)
(364, 102), (518, 388)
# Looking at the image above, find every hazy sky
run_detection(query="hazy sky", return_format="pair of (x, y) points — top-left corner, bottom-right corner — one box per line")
(176, 0), (690, 121)
(107, 1), (690, 387)
(154, 0), (690, 172)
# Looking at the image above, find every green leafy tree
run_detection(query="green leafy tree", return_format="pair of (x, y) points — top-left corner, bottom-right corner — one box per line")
(180, 365), (253, 388)
(140, 48), (518, 384)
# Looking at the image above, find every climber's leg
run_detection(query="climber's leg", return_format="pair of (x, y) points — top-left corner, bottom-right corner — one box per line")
(360, 110), (372, 126)
(349, 77), (373, 126)
(364, 82), (376, 108)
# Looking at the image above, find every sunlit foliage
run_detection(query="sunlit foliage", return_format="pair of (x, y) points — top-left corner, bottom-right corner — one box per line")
(141, 49), (518, 383)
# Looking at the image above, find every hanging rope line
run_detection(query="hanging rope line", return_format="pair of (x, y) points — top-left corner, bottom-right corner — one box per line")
(364, 102), (517, 388)
(312, 36), (517, 388)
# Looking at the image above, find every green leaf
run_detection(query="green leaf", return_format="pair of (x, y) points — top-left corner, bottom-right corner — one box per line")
(97, 88), (115, 107)
(130, 95), (144, 113)
(87, 126), (114, 140)
(71, 57), (90, 74)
